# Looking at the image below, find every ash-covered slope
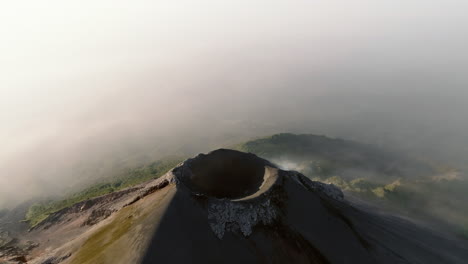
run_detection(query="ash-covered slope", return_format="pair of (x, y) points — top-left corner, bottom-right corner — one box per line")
(26, 149), (468, 264)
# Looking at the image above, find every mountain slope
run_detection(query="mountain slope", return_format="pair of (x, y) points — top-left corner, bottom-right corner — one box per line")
(8, 149), (468, 264)
(236, 133), (468, 239)
(236, 133), (434, 180)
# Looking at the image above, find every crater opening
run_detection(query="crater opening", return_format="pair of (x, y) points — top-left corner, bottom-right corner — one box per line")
(186, 149), (268, 199)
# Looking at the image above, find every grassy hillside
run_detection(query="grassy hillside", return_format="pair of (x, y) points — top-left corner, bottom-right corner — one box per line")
(236, 133), (468, 238)
(25, 157), (184, 228)
(236, 133), (434, 181)
(22, 133), (468, 238)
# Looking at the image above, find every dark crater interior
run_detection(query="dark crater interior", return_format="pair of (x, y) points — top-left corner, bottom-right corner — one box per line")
(186, 149), (267, 199)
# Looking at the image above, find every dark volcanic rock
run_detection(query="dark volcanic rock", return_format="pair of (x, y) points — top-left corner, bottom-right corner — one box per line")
(82, 208), (115, 226)
(139, 149), (468, 264)
(23, 149), (468, 264)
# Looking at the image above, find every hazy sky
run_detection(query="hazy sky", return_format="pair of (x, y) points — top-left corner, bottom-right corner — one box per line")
(1, 1), (468, 207)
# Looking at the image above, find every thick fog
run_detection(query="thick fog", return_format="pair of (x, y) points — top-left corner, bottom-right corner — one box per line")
(1, 0), (468, 208)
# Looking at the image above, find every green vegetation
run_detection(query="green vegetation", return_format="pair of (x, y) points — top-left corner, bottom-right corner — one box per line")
(236, 133), (432, 180)
(237, 133), (468, 237)
(372, 187), (386, 198)
(460, 223), (468, 240)
(70, 206), (134, 264)
(22, 133), (468, 238)
(69, 185), (173, 264)
(24, 157), (183, 228)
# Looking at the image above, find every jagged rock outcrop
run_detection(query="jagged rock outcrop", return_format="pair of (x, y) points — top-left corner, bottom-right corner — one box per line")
(170, 150), (343, 239)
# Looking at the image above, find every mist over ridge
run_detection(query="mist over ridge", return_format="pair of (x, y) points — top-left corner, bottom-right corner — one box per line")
(1, 0), (468, 208)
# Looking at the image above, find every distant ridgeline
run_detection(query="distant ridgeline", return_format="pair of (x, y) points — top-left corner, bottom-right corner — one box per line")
(23, 133), (468, 239)
(235, 133), (436, 180)
(235, 133), (468, 239)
